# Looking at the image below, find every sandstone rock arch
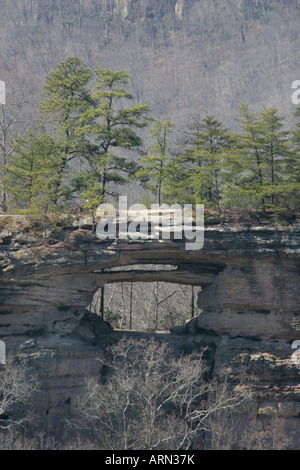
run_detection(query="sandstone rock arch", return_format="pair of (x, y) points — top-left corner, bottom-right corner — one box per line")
(1, 223), (299, 341)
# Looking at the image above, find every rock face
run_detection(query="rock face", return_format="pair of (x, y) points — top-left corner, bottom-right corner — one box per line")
(196, 227), (300, 341)
(0, 217), (300, 445)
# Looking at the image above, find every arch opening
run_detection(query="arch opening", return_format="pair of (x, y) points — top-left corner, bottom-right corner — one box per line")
(88, 264), (205, 332)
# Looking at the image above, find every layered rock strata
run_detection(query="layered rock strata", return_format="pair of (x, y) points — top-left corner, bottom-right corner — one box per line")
(0, 217), (300, 445)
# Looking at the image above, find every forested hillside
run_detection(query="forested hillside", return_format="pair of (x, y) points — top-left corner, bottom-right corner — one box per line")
(0, 0), (299, 126)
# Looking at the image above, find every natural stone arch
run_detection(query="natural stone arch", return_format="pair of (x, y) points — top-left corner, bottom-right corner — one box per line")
(0, 223), (299, 341)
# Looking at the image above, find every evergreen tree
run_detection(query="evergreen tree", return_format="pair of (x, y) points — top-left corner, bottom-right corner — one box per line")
(287, 106), (300, 213)
(76, 68), (150, 201)
(233, 104), (295, 214)
(167, 115), (232, 212)
(4, 126), (59, 214)
(136, 119), (175, 205)
(258, 106), (291, 206)
(40, 57), (93, 202)
(190, 115), (232, 212)
(232, 103), (267, 212)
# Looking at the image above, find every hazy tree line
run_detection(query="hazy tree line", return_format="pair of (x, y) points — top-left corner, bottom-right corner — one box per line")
(1, 56), (299, 225)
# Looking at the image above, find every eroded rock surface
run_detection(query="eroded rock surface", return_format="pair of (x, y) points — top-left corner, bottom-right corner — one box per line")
(1, 218), (300, 445)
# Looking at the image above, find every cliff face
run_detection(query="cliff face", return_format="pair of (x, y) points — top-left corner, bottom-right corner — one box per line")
(1, 217), (300, 444)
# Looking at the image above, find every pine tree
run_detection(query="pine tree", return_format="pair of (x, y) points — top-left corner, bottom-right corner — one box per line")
(232, 103), (267, 212)
(258, 106), (291, 206)
(167, 115), (232, 212)
(286, 106), (300, 214)
(40, 57), (93, 202)
(233, 104), (295, 215)
(191, 115), (232, 212)
(136, 119), (175, 205)
(76, 68), (150, 201)
(4, 126), (59, 212)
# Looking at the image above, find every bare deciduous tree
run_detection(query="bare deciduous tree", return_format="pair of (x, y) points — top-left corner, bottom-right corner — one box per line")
(239, 416), (292, 450)
(0, 84), (36, 212)
(0, 355), (39, 440)
(70, 337), (252, 450)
